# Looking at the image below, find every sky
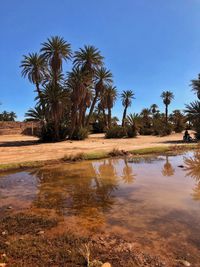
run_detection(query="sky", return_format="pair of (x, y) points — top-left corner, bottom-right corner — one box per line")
(0, 0), (200, 121)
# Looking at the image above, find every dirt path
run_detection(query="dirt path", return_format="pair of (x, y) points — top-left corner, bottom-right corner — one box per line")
(0, 132), (192, 165)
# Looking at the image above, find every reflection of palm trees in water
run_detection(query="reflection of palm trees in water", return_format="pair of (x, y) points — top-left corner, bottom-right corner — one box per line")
(121, 158), (136, 184)
(161, 155), (175, 177)
(31, 160), (119, 217)
(184, 150), (200, 200)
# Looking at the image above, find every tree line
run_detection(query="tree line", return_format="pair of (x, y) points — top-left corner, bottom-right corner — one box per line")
(18, 36), (200, 141)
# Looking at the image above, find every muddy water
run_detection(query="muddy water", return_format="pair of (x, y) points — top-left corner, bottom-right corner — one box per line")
(1, 152), (200, 263)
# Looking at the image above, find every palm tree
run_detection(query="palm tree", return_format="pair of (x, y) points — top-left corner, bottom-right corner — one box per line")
(191, 74), (200, 100)
(25, 106), (45, 122)
(185, 101), (200, 139)
(169, 109), (185, 133)
(9, 112), (17, 121)
(140, 108), (151, 118)
(121, 90), (135, 127)
(161, 91), (174, 123)
(20, 53), (47, 107)
(150, 104), (158, 115)
(73, 45), (103, 73)
(42, 81), (69, 141)
(41, 36), (72, 85)
(67, 67), (87, 137)
(103, 86), (117, 128)
(0, 111), (16, 121)
(126, 113), (141, 128)
(86, 67), (113, 126)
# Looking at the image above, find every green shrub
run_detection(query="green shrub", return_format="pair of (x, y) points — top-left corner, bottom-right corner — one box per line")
(71, 127), (88, 140)
(126, 126), (137, 138)
(160, 123), (172, 136)
(105, 126), (127, 139)
(139, 127), (153, 135)
(152, 119), (172, 136)
(40, 123), (68, 142)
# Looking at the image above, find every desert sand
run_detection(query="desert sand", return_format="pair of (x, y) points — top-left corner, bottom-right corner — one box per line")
(0, 132), (193, 165)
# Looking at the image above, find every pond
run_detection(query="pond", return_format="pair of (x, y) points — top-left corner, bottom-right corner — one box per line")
(0, 151), (200, 266)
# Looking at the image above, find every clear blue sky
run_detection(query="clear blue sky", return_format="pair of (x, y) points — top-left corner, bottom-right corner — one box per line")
(0, 0), (200, 121)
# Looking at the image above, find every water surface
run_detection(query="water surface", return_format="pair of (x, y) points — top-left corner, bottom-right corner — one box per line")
(1, 151), (200, 263)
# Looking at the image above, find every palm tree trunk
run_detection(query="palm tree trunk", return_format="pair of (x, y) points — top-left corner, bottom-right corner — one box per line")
(122, 106), (127, 127)
(36, 82), (45, 109)
(69, 105), (78, 139)
(102, 108), (107, 128)
(165, 105), (168, 123)
(86, 94), (98, 127)
(108, 108), (111, 128)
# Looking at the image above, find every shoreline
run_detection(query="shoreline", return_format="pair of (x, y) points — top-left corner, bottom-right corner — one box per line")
(0, 143), (197, 173)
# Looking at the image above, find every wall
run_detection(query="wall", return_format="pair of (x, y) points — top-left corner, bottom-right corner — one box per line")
(0, 121), (40, 135)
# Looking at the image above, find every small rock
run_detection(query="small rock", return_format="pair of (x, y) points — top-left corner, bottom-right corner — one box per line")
(102, 263), (112, 267)
(2, 231), (8, 236)
(178, 165), (184, 168)
(37, 230), (45, 235)
(0, 264), (6, 267)
(4, 242), (10, 246)
(7, 206), (12, 210)
(176, 259), (191, 266)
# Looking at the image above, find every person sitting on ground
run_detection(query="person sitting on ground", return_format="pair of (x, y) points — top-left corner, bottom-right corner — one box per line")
(183, 130), (192, 142)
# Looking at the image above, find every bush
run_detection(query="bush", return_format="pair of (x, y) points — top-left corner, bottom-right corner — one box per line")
(92, 121), (105, 133)
(139, 127), (153, 135)
(152, 119), (172, 136)
(40, 123), (68, 142)
(71, 127), (88, 140)
(105, 126), (127, 139)
(160, 124), (172, 136)
(126, 126), (137, 138)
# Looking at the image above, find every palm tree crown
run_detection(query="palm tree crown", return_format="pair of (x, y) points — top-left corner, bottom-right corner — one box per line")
(21, 53), (46, 85)
(73, 45), (103, 72)
(151, 104), (158, 114)
(161, 91), (174, 106)
(41, 36), (72, 74)
(191, 74), (200, 100)
(121, 90), (135, 108)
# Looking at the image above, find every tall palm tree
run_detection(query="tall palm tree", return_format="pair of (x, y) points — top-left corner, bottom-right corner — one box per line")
(67, 67), (87, 137)
(121, 90), (135, 127)
(20, 53), (46, 107)
(42, 81), (68, 141)
(86, 67), (113, 126)
(161, 91), (174, 123)
(191, 74), (200, 100)
(104, 86), (117, 128)
(41, 36), (72, 84)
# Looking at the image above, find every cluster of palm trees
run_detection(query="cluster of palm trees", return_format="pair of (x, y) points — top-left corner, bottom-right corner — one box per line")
(185, 74), (200, 139)
(120, 91), (179, 136)
(21, 36), (119, 141)
(0, 111), (17, 121)
(21, 35), (198, 141)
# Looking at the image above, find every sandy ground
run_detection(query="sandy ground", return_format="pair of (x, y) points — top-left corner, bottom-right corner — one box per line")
(0, 132), (192, 165)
